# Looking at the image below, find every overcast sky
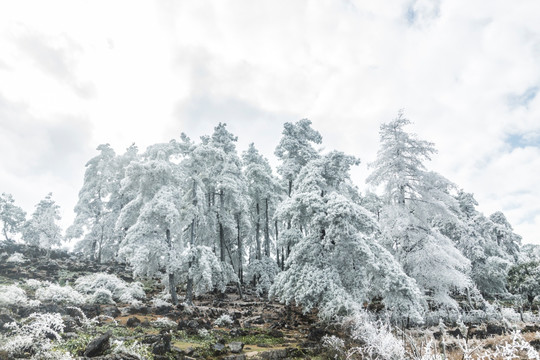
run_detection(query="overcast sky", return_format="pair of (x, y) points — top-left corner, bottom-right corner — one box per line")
(1, 0), (539, 244)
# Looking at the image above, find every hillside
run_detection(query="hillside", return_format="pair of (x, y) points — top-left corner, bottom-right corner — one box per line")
(0, 242), (330, 359)
(2, 242), (540, 360)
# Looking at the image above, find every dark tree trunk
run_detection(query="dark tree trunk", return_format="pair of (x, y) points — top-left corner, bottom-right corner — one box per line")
(186, 218), (195, 306)
(166, 229), (178, 305)
(264, 198), (270, 257)
(219, 189), (225, 262)
(237, 213), (243, 284)
(219, 220), (225, 262)
(288, 179), (292, 197)
(256, 203), (261, 260)
(275, 220), (280, 269)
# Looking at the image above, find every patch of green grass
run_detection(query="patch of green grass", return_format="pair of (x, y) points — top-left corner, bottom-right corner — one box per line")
(237, 333), (284, 346)
(94, 324), (136, 338)
(56, 333), (93, 356)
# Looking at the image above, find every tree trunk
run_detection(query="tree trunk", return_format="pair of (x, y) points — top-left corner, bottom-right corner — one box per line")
(166, 229), (178, 305)
(275, 220), (280, 269)
(264, 199), (270, 257)
(219, 189), (225, 262)
(256, 203), (261, 260)
(237, 213), (243, 284)
(288, 179), (292, 197)
(219, 219), (225, 262)
(186, 218), (195, 306)
(3, 227), (11, 242)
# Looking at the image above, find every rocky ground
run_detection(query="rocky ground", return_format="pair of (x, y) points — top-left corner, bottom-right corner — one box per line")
(0, 242), (335, 359)
(1, 242), (539, 360)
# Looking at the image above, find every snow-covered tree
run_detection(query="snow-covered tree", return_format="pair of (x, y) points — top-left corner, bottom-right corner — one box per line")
(22, 193), (62, 250)
(67, 144), (119, 263)
(489, 211), (521, 261)
(0, 193), (26, 241)
(367, 112), (472, 309)
(507, 261), (540, 305)
(204, 124), (251, 285)
(274, 119), (322, 265)
(271, 151), (424, 321)
(437, 191), (517, 297)
(176, 133), (238, 304)
(243, 143), (279, 259)
(116, 141), (183, 304)
(242, 143), (282, 292)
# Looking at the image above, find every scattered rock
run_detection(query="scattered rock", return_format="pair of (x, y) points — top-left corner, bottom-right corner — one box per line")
(447, 328), (463, 338)
(308, 326), (326, 341)
(469, 328), (487, 339)
(224, 355), (247, 360)
(486, 323), (505, 336)
(152, 333), (171, 355)
(178, 319), (200, 334)
(126, 316), (141, 327)
(256, 348), (288, 360)
(84, 330), (112, 357)
(228, 341), (244, 353)
(523, 324), (540, 333)
(230, 328), (248, 337)
(102, 306), (120, 318)
(268, 329), (284, 338)
(213, 342), (227, 354)
(529, 339), (540, 351)
(128, 305), (148, 315)
(80, 304), (101, 319)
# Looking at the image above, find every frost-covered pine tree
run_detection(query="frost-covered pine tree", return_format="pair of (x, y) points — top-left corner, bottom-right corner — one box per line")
(367, 112), (472, 309)
(0, 193), (26, 242)
(176, 133), (238, 304)
(436, 191), (517, 297)
(271, 151), (424, 321)
(116, 141), (183, 304)
(242, 143), (282, 293)
(274, 119), (322, 265)
(67, 144), (119, 263)
(204, 124), (251, 285)
(22, 193), (62, 250)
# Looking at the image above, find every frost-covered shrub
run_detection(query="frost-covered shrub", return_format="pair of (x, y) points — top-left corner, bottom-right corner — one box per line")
(91, 288), (115, 304)
(478, 331), (540, 360)
(0, 284), (28, 307)
(0, 312), (65, 357)
(25, 278), (49, 290)
(35, 283), (86, 305)
(6, 252), (26, 263)
(348, 311), (405, 360)
(501, 307), (521, 324)
(151, 317), (177, 330)
(180, 246), (238, 296)
(245, 257), (280, 296)
(323, 310), (405, 360)
(66, 306), (98, 329)
(213, 314), (233, 327)
(198, 328), (210, 338)
(111, 339), (152, 360)
(151, 297), (172, 308)
(74, 273), (145, 304)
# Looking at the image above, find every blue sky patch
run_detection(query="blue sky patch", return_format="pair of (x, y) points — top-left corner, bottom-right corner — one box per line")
(507, 86), (538, 109)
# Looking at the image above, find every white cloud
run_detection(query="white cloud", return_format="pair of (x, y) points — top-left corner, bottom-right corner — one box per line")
(0, 0), (539, 243)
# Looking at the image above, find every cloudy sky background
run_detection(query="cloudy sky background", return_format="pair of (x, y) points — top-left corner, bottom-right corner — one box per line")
(1, 0), (539, 244)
